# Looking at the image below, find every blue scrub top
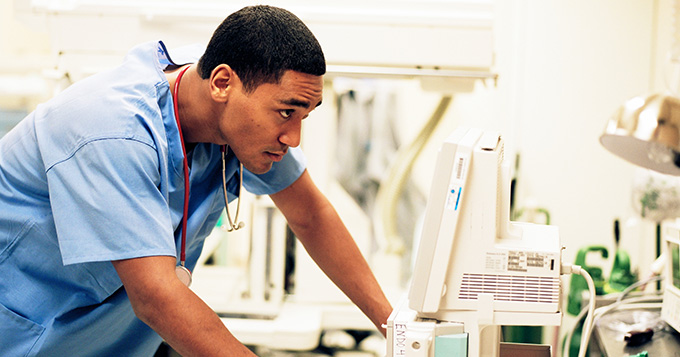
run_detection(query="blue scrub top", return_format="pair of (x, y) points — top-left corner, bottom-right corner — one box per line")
(0, 41), (306, 356)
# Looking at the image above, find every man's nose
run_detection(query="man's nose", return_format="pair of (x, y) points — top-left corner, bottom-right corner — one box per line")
(278, 119), (301, 148)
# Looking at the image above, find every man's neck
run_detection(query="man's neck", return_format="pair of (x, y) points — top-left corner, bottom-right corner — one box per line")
(166, 65), (204, 145)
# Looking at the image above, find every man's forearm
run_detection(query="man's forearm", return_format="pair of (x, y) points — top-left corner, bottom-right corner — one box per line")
(113, 256), (256, 356)
(270, 171), (394, 335)
(291, 205), (393, 335)
(138, 283), (254, 356)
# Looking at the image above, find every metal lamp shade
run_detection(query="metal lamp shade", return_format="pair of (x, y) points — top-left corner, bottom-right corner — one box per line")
(600, 94), (680, 176)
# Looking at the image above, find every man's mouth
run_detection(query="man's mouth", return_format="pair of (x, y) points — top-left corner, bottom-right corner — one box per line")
(265, 150), (286, 162)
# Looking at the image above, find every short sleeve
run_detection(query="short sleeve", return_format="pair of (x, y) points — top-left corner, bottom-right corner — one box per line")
(46, 139), (176, 265)
(242, 146), (307, 195)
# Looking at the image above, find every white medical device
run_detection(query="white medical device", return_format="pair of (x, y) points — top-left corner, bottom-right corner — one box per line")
(661, 221), (680, 334)
(387, 128), (563, 356)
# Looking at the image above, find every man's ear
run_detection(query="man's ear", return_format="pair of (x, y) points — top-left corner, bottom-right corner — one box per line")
(209, 64), (236, 103)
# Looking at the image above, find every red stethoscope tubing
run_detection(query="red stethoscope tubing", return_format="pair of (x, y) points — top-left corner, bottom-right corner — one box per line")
(172, 65), (191, 267)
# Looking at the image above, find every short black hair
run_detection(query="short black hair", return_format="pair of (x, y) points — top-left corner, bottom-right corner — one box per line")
(197, 5), (326, 93)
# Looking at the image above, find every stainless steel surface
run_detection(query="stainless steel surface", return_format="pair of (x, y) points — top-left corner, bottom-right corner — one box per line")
(592, 308), (680, 357)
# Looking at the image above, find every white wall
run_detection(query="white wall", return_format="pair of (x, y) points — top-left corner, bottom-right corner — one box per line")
(499, 0), (668, 277)
(0, 0), (52, 111)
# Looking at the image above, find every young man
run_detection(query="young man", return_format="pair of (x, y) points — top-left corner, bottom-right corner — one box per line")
(0, 5), (392, 356)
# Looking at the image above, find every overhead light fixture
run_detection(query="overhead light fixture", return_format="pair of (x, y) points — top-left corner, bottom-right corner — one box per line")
(600, 94), (680, 176)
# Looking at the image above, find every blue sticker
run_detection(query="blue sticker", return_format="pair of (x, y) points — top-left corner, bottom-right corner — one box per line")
(455, 188), (462, 210)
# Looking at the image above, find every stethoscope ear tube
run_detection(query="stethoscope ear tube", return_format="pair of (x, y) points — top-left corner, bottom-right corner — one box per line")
(221, 145), (245, 232)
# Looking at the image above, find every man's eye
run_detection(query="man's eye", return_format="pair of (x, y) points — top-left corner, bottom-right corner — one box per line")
(280, 109), (294, 119)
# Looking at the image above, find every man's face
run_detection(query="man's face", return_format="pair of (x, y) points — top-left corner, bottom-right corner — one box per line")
(221, 70), (323, 174)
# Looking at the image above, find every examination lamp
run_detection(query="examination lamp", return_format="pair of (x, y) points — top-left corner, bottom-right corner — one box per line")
(600, 94), (680, 176)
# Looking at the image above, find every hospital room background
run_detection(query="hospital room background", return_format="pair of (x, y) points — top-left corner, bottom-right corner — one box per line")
(1, 0), (677, 356)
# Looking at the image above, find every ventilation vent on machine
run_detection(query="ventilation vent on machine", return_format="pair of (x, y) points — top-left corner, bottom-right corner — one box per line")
(459, 273), (560, 304)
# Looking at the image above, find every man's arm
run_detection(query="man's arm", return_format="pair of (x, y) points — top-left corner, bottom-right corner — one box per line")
(270, 170), (393, 335)
(112, 256), (256, 356)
